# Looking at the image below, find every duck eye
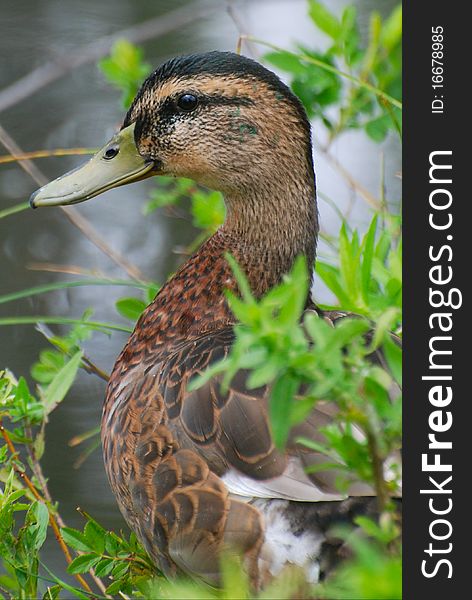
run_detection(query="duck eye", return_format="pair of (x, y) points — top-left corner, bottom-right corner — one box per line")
(177, 93), (198, 111)
(104, 146), (119, 160)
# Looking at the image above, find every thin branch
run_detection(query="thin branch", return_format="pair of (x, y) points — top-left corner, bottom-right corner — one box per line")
(226, 1), (259, 58)
(319, 145), (382, 210)
(33, 323), (111, 383)
(0, 315), (133, 334)
(0, 0), (218, 113)
(27, 421), (110, 596)
(25, 424), (55, 508)
(27, 262), (107, 276)
(81, 356), (110, 383)
(0, 423), (94, 595)
(0, 147), (96, 165)
(366, 428), (389, 514)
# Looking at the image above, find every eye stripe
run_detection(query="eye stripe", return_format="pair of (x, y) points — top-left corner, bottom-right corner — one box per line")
(160, 93), (254, 117)
(199, 94), (254, 108)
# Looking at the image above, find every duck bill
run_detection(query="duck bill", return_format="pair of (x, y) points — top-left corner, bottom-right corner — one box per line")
(29, 123), (155, 208)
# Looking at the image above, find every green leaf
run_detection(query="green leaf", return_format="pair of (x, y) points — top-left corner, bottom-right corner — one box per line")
(264, 51), (305, 75)
(289, 395), (315, 426)
(42, 351), (83, 415)
(191, 190), (225, 231)
(355, 515), (399, 544)
(225, 254), (255, 305)
(106, 578), (127, 595)
(278, 256), (309, 326)
(60, 527), (92, 553)
(30, 363), (56, 385)
(315, 262), (351, 307)
(104, 532), (122, 556)
(0, 444), (9, 463)
(14, 376), (32, 406)
(39, 350), (64, 370)
(98, 39), (151, 108)
(308, 1), (342, 40)
(270, 374), (299, 449)
(84, 519), (106, 554)
(146, 284), (160, 304)
(27, 501), (49, 551)
(361, 216), (378, 302)
(340, 5), (361, 65)
(111, 560), (129, 579)
(115, 297), (147, 321)
(371, 307), (401, 349)
(94, 557), (115, 577)
(381, 5), (403, 51)
(247, 360), (280, 389)
(41, 563), (92, 600)
(362, 11), (382, 76)
(67, 553), (101, 574)
(339, 223), (359, 299)
(365, 113), (391, 142)
(383, 335), (402, 386)
(42, 584), (62, 600)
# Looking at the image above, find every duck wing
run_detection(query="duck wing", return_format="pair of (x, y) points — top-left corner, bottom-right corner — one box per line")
(160, 317), (383, 503)
(131, 315), (399, 585)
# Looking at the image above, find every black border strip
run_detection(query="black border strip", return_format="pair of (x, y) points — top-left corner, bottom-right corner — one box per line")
(403, 4), (467, 598)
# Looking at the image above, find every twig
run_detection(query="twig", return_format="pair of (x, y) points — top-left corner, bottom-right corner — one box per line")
(0, 583), (13, 599)
(366, 428), (389, 514)
(26, 425), (110, 596)
(0, 122), (144, 280)
(0, 0), (218, 113)
(0, 423), (94, 595)
(319, 146), (382, 210)
(27, 262), (106, 276)
(81, 356), (110, 383)
(0, 147), (96, 165)
(25, 424), (56, 508)
(226, 1), (259, 58)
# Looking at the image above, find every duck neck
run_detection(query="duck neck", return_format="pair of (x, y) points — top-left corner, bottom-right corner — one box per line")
(115, 164), (318, 371)
(220, 167), (318, 297)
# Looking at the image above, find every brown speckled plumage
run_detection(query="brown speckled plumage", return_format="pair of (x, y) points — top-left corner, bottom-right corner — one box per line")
(99, 52), (384, 588)
(37, 51), (397, 589)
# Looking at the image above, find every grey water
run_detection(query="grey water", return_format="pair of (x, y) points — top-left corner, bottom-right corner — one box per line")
(0, 0), (400, 592)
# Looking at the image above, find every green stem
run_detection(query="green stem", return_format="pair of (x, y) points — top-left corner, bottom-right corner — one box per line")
(0, 201), (29, 219)
(0, 316), (133, 334)
(0, 278), (152, 305)
(366, 428), (389, 513)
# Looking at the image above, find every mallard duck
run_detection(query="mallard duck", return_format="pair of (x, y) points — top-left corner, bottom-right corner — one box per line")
(30, 51), (396, 589)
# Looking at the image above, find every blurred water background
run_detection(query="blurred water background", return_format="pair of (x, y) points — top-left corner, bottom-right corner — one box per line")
(0, 0), (400, 586)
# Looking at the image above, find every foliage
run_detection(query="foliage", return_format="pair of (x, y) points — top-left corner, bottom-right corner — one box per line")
(317, 214), (402, 325)
(265, 1), (402, 142)
(0, 2), (402, 598)
(318, 531), (402, 599)
(193, 253), (402, 497)
(144, 176), (225, 249)
(98, 40), (152, 108)
(61, 515), (156, 596)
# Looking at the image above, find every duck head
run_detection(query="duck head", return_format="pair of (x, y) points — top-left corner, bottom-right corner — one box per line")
(31, 51), (314, 199)
(30, 51), (318, 267)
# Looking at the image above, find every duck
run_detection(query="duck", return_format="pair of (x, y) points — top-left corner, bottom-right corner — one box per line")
(30, 51), (398, 590)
